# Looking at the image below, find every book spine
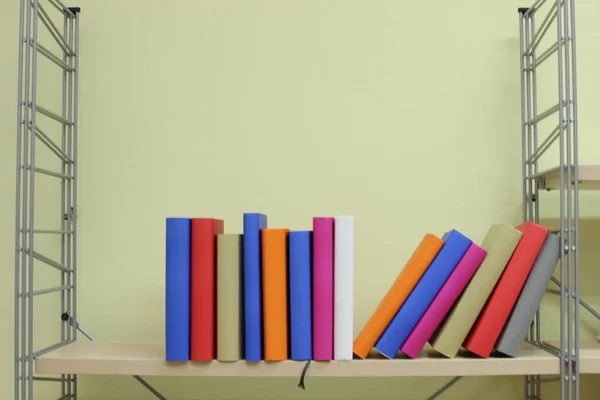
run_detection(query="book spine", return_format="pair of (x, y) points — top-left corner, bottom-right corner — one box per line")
(313, 217), (334, 360)
(495, 233), (560, 357)
(464, 222), (548, 358)
(353, 233), (444, 359)
(165, 218), (191, 361)
(289, 231), (313, 361)
(217, 234), (243, 361)
(262, 229), (289, 361)
(190, 218), (224, 361)
(243, 213), (268, 361)
(401, 243), (486, 358)
(334, 216), (354, 360)
(374, 230), (472, 359)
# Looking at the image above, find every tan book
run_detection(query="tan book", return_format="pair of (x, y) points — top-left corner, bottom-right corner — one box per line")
(429, 224), (522, 358)
(216, 234), (243, 361)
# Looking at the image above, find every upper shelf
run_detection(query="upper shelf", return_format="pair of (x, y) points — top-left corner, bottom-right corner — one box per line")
(34, 341), (600, 378)
(536, 165), (600, 191)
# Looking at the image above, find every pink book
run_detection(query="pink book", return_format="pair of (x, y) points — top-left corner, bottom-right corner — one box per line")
(401, 243), (487, 358)
(313, 217), (334, 360)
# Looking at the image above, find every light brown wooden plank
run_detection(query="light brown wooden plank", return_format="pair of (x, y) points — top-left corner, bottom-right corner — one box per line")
(36, 341), (565, 377)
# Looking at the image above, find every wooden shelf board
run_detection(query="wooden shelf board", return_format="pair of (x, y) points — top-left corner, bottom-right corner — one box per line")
(575, 341), (600, 374)
(35, 341), (573, 377)
(538, 165), (600, 191)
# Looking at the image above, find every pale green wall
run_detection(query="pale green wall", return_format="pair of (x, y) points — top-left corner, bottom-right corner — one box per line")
(1, 1), (600, 399)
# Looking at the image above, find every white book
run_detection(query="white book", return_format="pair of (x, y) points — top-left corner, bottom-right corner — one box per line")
(334, 215), (355, 360)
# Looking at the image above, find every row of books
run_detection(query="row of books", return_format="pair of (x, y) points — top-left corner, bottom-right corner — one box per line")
(165, 213), (355, 362)
(354, 222), (560, 359)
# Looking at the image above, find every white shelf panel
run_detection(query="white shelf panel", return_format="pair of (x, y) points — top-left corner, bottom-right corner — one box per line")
(34, 341), (582, 377)
(578, 341), (600, 373)
(537, 165), (600, 191)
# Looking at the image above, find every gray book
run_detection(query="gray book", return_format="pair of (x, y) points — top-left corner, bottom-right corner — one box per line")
(216, 234), (243, 361)
(495, 233), (560, 357)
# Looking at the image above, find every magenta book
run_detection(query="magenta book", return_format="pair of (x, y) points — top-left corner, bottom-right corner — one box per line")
(312, 217), (334, 360)
(401, 243), (487, 358)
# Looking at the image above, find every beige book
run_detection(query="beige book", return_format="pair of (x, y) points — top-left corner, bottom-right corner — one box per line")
(217, 234), (243, 361)
(429, 224), (522, 357)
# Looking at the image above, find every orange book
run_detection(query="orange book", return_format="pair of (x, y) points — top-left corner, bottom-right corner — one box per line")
(262, 228), (290, 361)
(352, 234), (444, 359)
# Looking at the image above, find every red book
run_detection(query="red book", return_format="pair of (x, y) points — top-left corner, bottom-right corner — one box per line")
(190, 218), (224, 361)
(463, 221), (548, 357)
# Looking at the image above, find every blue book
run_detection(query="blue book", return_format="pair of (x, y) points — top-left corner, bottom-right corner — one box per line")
(289, 231), (313, 360)
(165, 218), (191, 361)
(374, 229), (472, 358)
(243, 213), (268, 361)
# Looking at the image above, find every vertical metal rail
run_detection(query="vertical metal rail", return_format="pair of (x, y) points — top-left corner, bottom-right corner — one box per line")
(28, 2), (40, 400)
(60, 8), (68, 400)
(568, 0), (580, 397)
(20, 0), (33, 397)
(14, 0), (25, 398)
(523, 11), (533, 399)
(518, 12), (529, 400)
(559, 0), (576, 397)
(72, 7), (79, 351)
(554, 0), (572, 398)
(67, 7), (79, 398)
(530, 11), (543, 399)
(520, 8), (541, 399)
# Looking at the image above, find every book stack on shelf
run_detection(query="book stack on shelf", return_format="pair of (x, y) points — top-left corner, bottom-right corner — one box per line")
(354, 223), (561, 360)
(165, 213), (355, 362)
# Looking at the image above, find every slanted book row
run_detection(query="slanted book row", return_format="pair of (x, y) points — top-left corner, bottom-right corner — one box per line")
(354, 222), (560, 359)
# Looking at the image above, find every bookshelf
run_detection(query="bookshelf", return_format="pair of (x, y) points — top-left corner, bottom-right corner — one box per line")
(35, 341), (600, 378)
(13, 0), (598, 399)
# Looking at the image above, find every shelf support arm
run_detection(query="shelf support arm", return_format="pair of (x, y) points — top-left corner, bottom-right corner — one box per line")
(525, 1), (560, 54)
(547, 277), (600, 321)
(426, 376), (462, 400)
(66, 317), (168, 400)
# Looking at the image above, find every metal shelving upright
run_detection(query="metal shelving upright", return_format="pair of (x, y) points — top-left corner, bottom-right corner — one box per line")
(14, 2), (167, 400)
(518, 0), (587, 399)
(14, 1), (80, 399)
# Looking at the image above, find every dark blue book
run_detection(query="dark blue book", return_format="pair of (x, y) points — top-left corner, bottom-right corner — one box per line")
(243, 213), (268, 361)
(289, 231), (313, 360)
(374, 229), (472, 358)
(165, 218), (191, 361)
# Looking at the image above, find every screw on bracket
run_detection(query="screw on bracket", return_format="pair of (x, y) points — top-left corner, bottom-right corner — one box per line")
(61, 312), (70, 322)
